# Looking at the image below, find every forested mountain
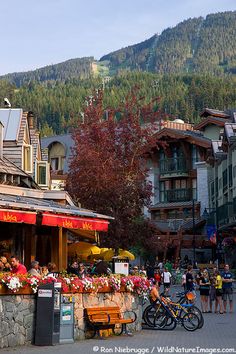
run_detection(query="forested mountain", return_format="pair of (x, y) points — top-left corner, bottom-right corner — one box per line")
(1, 57), (93, 86)
(1, 72), (236, 136)
(101, 11), (236, 75)
(1, 11), (236, 85)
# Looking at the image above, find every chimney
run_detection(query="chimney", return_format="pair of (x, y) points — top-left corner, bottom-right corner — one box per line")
(27, 111), (34, 129)
(0, 121), (4, 160)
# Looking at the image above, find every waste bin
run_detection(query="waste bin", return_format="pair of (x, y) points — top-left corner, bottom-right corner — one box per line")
(34, 282), (61, 346)
(60, 295), (75, 344)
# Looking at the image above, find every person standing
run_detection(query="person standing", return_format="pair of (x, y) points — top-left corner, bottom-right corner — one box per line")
(222, 264), (234, 313)
(186, 265), (195, 292)
(199, 270), (210, 313)
(215, 270), (223, 314)
(10, 256), (27, 274)
(181, 270), (187, 291)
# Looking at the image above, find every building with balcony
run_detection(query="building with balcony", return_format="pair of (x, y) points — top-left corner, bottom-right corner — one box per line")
(147, 119), (213, 264)
(206, 110), (236, 267)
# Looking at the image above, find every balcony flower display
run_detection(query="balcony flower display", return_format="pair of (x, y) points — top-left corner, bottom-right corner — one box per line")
(0, 273), (151, 296)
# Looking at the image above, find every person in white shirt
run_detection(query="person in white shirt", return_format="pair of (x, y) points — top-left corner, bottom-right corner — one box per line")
(162, 267), (172, 293)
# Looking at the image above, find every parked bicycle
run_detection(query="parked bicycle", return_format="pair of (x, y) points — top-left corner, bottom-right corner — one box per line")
(143, 291), (203, 330)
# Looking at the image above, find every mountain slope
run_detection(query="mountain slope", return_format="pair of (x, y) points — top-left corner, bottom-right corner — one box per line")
(1, 57), (94, 86)
(101, 11), (236, 75)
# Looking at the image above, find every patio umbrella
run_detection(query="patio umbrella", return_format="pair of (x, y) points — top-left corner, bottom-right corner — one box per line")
(100, 248), (135, 261)
(68, 241), (101, 260)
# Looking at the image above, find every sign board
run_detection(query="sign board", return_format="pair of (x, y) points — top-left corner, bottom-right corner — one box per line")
(113, 259), (129, 276)
(38, 289), (53, 298)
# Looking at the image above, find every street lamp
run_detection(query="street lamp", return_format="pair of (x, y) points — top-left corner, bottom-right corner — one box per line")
(192, 199), (196, 267)
(202, 203), (219, 262)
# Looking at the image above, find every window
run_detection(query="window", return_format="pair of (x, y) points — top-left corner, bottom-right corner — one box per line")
(37, 161), (49, 186)
(48, 142), (66, 172)
(215, 177), (219, 197)
(229, 165), (232, 187)
(51, 157), (59, 171)
(22, 145), (33, 173)
(223, 169), (228, 191)
(211, 181), (214, 197)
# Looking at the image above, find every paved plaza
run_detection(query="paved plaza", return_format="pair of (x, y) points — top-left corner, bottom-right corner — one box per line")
(1, 289), (236, 354)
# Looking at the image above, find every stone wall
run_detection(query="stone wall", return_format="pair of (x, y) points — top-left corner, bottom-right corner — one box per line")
(0, 295), (36, 348)
(0, 291), (142, 348)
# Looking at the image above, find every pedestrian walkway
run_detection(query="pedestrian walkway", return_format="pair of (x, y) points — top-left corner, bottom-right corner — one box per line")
(1, 289), (236, 354)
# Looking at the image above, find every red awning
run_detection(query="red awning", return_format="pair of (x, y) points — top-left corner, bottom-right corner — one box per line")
(41, 212), (109, 231)
(0, 209), (36, 225)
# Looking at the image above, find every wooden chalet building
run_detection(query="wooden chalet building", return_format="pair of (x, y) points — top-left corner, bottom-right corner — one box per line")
(147, 119), (213, 264)
(0, 108), (111, 270)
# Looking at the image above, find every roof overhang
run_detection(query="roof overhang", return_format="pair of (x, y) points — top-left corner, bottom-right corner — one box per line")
(153, 128), (211, 148)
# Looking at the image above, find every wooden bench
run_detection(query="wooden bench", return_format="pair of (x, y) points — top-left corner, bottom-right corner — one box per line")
(84, 306), (137, 339)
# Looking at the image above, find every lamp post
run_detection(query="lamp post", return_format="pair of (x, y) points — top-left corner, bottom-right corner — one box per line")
(203, 199), (219, 262)
(192, 199), (196, 267)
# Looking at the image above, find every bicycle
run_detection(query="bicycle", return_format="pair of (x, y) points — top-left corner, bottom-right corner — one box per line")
(153, 296), (200, 331)
(143, 293), (203, 330)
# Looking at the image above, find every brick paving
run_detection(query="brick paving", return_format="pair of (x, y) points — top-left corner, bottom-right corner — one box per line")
(1, 288), (236, 354)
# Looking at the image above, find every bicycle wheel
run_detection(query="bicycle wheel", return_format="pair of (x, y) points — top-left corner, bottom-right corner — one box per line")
(182, 312), (199, 331)
(144, 304), (166, 328)
(179, 305), (204, 329)
(142, 304), (155, 326)
(153, 309), (168, 329)
(188, 306), (204, 329)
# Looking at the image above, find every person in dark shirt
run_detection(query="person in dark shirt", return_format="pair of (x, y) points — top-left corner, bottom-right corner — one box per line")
(222, 264), (234, 313)
(92, 258), (110, 275)
(67, 261), (79, 276)
(186, 265), (194, 292)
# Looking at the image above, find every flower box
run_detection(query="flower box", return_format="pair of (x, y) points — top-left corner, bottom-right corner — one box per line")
(0, 274), (151, 296)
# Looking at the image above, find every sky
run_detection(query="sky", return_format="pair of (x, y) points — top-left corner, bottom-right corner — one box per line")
(0, 0), (235, 75)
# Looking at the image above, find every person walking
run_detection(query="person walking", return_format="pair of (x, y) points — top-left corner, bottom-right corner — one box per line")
(222, 264), (234, 313)
(162, 267), (172, 294)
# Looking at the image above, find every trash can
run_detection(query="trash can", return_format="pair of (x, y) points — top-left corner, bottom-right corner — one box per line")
(60, 295), (75, 344)
(34, 282), (62, 346)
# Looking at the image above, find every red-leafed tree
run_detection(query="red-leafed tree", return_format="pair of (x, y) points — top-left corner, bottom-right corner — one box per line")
(67, 88), (166, 249)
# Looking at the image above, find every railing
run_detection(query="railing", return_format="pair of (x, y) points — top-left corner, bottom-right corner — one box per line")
(159, 157), (188, 175)
(160, 188), (197, 203)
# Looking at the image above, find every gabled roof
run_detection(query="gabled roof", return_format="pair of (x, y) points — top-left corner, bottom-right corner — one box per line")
(0, 108), (22, 141)
(0, 156), (30, 177)
(194, 117), (229, 131)
(153, 128), (211, 148)
(200, 108), (230, 119)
